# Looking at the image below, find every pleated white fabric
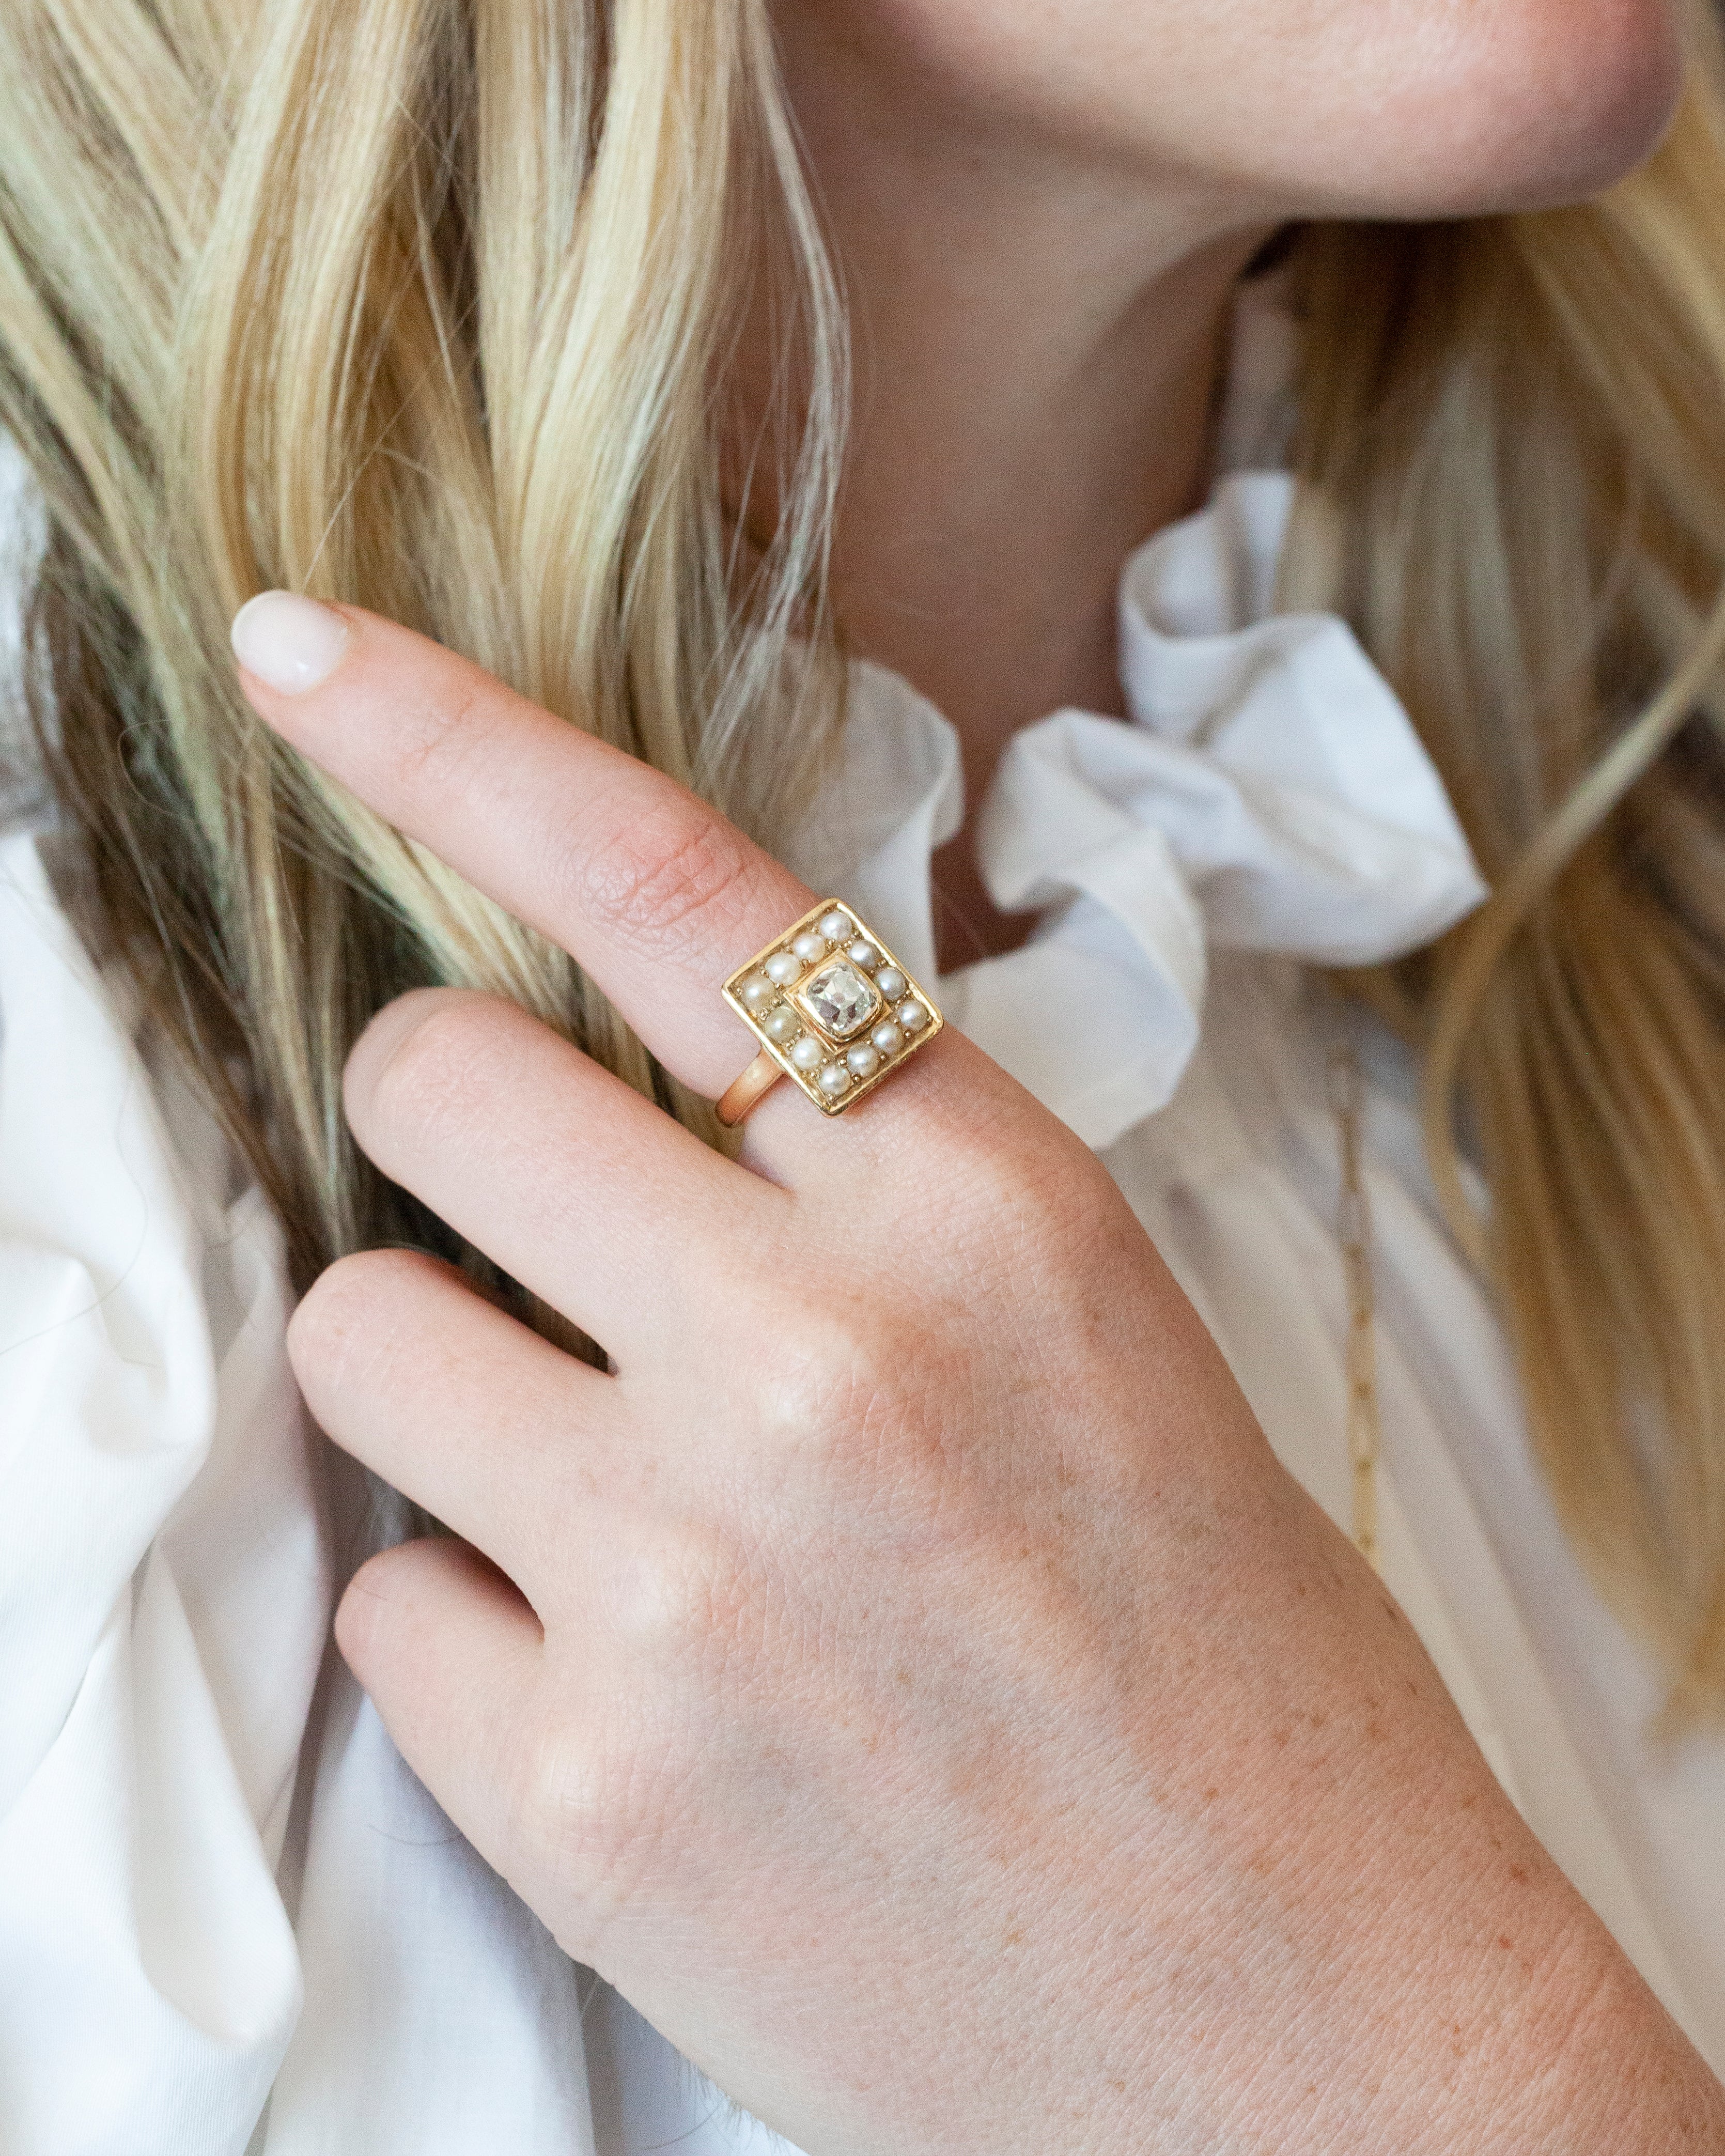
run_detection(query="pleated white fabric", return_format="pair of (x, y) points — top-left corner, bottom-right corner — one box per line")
(4, 322), (1724, 2151)
(790, 470), (1488, 1152)
(0, 842), (603, 2156)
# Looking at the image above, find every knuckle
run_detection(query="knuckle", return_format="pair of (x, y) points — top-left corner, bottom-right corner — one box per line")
(598, 1517), (757, 1669)
(948, 1121), (1120, 1267)
(359, 991), (510, 1146)
(516, 1695), (709, 1928)
(952, 1123), (1063, 1222)
(517, 1720), (665, 1910)
(287, 1247), (417, 1389)
(288, 1247), (461, 1422)
(752, 1292), (928, 1468)
(560, 787), (764, 956)
(754, 1296), (880, 1429)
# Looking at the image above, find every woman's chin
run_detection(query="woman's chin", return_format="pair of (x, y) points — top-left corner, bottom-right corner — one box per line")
(1334, 0), (1688, 220)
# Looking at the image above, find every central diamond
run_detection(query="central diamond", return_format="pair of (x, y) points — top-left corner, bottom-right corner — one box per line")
(795, 960), (882, 1041)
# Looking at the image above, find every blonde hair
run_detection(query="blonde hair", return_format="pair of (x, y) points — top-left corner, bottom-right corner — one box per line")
(0, 0), (845, 1288)
(5, 0), (1725, 1702)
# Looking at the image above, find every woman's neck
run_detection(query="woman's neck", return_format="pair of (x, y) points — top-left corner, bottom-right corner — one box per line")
(757, 10), (1274, 965)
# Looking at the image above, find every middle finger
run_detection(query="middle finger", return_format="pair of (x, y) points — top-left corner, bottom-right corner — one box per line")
(343, 986), (785, 1360)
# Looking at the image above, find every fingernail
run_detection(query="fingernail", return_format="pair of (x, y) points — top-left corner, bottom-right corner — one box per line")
(231, 591), (350, 694)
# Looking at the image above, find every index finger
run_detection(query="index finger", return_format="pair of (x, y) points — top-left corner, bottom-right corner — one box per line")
(231, 594), (950, 1123)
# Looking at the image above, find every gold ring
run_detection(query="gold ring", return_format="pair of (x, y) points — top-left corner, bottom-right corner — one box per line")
(717, 900), (944, 1125)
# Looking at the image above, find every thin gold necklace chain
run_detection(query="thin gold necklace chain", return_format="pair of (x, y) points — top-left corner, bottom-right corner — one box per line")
(1327, 1037), (1382, 1572)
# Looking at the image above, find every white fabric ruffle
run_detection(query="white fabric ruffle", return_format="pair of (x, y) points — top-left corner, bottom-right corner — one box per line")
(0, 840), (316, 2149)
(0, 837), (599, 2156)
(797, 473), (1486, 1150)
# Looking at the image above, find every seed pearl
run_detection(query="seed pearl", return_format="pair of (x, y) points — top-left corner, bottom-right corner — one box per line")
(764, 1007), (798, 1043)
(791, 932), (826, 963)
(740, 973), (774, 1008)
(846, 1044), (880, 1078)
(871, 1021), (903, 1055)
(765, 951), (802, 985)
(818, 1062), (850, 1095)
(874, 966), (906, 1000)
(898, 998), (928, 1031)
(790, 1036), (824, 1071)
(818, 910), (851, 942)
(846, 938), (880, 970)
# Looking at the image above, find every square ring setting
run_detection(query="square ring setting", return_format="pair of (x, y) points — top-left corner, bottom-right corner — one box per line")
(723, 899), (944, 1114)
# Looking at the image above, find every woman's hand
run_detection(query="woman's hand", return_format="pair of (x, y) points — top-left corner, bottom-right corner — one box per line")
(236, 595), (1721, 2155)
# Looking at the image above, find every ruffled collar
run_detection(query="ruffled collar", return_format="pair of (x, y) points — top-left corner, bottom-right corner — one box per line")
(785, 467), (1486, 1151)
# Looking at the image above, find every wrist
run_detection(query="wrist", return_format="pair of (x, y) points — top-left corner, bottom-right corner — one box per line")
(1049, 1497), (1725, 2156)
(1189, 1767), (1723, 2154)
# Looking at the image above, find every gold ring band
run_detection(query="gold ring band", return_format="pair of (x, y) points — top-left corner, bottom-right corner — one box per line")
(716, 1049), (785, 1128)
(718, 898), (943, 1124)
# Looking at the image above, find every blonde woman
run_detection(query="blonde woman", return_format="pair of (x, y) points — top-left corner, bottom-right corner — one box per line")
(5, 0), (1725, 2148)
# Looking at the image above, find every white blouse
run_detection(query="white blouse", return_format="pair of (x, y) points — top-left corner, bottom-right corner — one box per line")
(2, 336), (1722, 2155)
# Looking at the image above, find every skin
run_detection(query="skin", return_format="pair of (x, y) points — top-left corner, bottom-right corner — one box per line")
(756, 0), (1689, 960)
(244, 2), (1725, 2148)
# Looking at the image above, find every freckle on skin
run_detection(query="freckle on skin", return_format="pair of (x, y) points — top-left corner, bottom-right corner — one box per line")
(1497, 1934), (1514, 1950)
(1509, 1863), (1529, 1884)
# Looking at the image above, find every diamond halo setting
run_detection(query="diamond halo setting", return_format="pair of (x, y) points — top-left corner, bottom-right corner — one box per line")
(722, 899), (944, 1116)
